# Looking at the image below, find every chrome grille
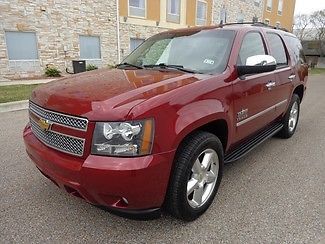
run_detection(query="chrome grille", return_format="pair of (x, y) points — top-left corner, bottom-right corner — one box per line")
(30, 119), (85, 157)
(29, 101), (88, 131)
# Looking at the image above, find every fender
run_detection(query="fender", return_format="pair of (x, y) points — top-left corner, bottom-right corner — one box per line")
(171, 99), (231, 151)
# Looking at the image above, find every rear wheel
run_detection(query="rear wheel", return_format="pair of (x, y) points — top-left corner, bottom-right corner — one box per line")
(165, 131), (224, 221)
(278, 94), (300, 138)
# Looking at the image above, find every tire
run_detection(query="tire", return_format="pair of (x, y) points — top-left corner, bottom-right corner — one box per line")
(278, 94), (300, 139)
(165, 131), (224, 221)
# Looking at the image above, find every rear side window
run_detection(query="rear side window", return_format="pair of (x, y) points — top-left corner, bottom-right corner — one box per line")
(266, 33), (288, 66)
(237, 32), (266, 65)
(284, 35), (306, 65)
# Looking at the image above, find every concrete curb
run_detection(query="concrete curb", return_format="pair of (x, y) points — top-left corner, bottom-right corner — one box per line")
(0, 79), (56, 86)
(0, 100), (29, 113)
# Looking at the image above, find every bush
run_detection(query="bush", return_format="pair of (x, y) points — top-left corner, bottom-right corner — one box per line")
(45, 66), (61, 77)
(107, 64), (115, 69)
(86, 64), (98, 71)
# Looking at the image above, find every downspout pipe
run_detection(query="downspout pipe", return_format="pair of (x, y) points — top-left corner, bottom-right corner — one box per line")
(116, 0), (121, 63)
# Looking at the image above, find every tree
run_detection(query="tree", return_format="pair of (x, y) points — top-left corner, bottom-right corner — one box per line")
(310, 10), (325, 56)
(293, 14), (311, 40)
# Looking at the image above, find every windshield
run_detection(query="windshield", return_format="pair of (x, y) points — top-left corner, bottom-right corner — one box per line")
(122, 29), (236, 74)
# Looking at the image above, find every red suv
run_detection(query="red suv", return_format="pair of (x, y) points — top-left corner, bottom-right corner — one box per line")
(23, 23), (308, 221)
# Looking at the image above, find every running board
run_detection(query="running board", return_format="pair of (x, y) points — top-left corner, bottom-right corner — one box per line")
(224, 123), (283, 163)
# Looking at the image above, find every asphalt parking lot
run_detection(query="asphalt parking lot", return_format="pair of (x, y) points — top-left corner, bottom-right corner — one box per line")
(1, 75), (324, 243)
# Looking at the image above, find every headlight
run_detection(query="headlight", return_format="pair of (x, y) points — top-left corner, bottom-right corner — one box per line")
(91, 119), (154, 156)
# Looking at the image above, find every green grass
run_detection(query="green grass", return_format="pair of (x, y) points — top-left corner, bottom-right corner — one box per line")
(0, 84), (39, 103)
(310, 68), (325, 75)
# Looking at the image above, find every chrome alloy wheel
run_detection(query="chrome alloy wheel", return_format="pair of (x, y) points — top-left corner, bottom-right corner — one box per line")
(187, 149), (219, 208)
(288, 101), (299, 132)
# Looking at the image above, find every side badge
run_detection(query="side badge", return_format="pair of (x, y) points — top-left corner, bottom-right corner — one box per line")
(237, 108), (248, 122)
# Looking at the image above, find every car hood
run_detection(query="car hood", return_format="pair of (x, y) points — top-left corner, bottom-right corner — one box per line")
(30, 68), (203, 121)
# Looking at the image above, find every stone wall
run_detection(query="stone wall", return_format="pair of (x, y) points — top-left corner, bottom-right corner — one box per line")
(119, 22), (169, 60)
(0, 0), (118, 79)
(0, 0), (266, 79)
(213, 0), (264, 24)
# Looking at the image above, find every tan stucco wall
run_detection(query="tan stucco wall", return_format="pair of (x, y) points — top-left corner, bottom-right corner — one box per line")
(120, 0), (128, 17)
(120, 0), (160, 21)
(263, 0), (296, 31)
(186, 0), (213, 26)
(148, 0), (161, 21)
(120, 0), (213, 27)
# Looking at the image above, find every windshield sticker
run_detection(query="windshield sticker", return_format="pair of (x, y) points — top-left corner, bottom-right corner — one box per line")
(203, 59), (215, 65)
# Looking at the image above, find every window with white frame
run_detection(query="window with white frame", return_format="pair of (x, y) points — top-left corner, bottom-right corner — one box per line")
(266, 0), (272, 11)
(278, 0), (283, 15)
(264, 19), (270, 25)
(79, 36), (101, 59)
(130, 38), (145, 52)
(276, 21), (281, 28)
(167, 0), (181, 23)
(5, 31), (38, 60)
(196, 0), (207, 26)
(129, 0), (146, 18)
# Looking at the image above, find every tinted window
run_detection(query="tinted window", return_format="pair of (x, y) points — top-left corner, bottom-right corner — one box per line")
(237, 32), (266, 65)
(266, 33), (288, 66)
(284, 35), (306, 65)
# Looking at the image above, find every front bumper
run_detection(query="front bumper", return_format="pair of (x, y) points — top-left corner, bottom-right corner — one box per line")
(23, 124), (175, 212)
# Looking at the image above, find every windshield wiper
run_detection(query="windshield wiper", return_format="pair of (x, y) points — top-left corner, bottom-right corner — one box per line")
(144, 63), (200, 74)
(116, 62), (143, 69)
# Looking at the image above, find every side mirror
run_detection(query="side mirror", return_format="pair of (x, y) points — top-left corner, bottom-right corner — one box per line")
(236, 55), (277, 77)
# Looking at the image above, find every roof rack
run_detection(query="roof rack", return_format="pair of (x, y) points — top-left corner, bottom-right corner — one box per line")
(218, 21), (289, 33)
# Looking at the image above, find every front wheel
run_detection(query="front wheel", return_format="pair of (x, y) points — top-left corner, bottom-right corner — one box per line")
(278, 94), (300, 138)
(165, 131), (224, 221)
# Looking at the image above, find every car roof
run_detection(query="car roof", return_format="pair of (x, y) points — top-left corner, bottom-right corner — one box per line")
(159, 22), (296, 38)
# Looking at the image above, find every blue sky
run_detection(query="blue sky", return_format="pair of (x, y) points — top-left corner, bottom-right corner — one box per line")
(294, 0), (325, 15)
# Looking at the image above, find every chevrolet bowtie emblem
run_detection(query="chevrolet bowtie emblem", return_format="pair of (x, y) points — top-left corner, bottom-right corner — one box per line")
(38, 118), (52, 131)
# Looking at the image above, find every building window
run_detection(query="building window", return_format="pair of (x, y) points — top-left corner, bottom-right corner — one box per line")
(266, 0), (272, 11)
(130, 38), (145, 52)
(264, 19), (270, 25)
(254, 0), (261, 7)
(129, 0), (146, 18)
(167, 0), (181, 23)
(5, 31), (38, 60)
(79, 36), (101, 59)
(196, 0), (207, 26)
(237, 12), (244, 23)
(276, 21), (281, 28)
(277, 0), (283, 15)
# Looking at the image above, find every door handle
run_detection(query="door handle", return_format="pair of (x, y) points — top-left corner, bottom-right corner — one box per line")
(288, 74), (296, 81)
(266, 81), (276, 90)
